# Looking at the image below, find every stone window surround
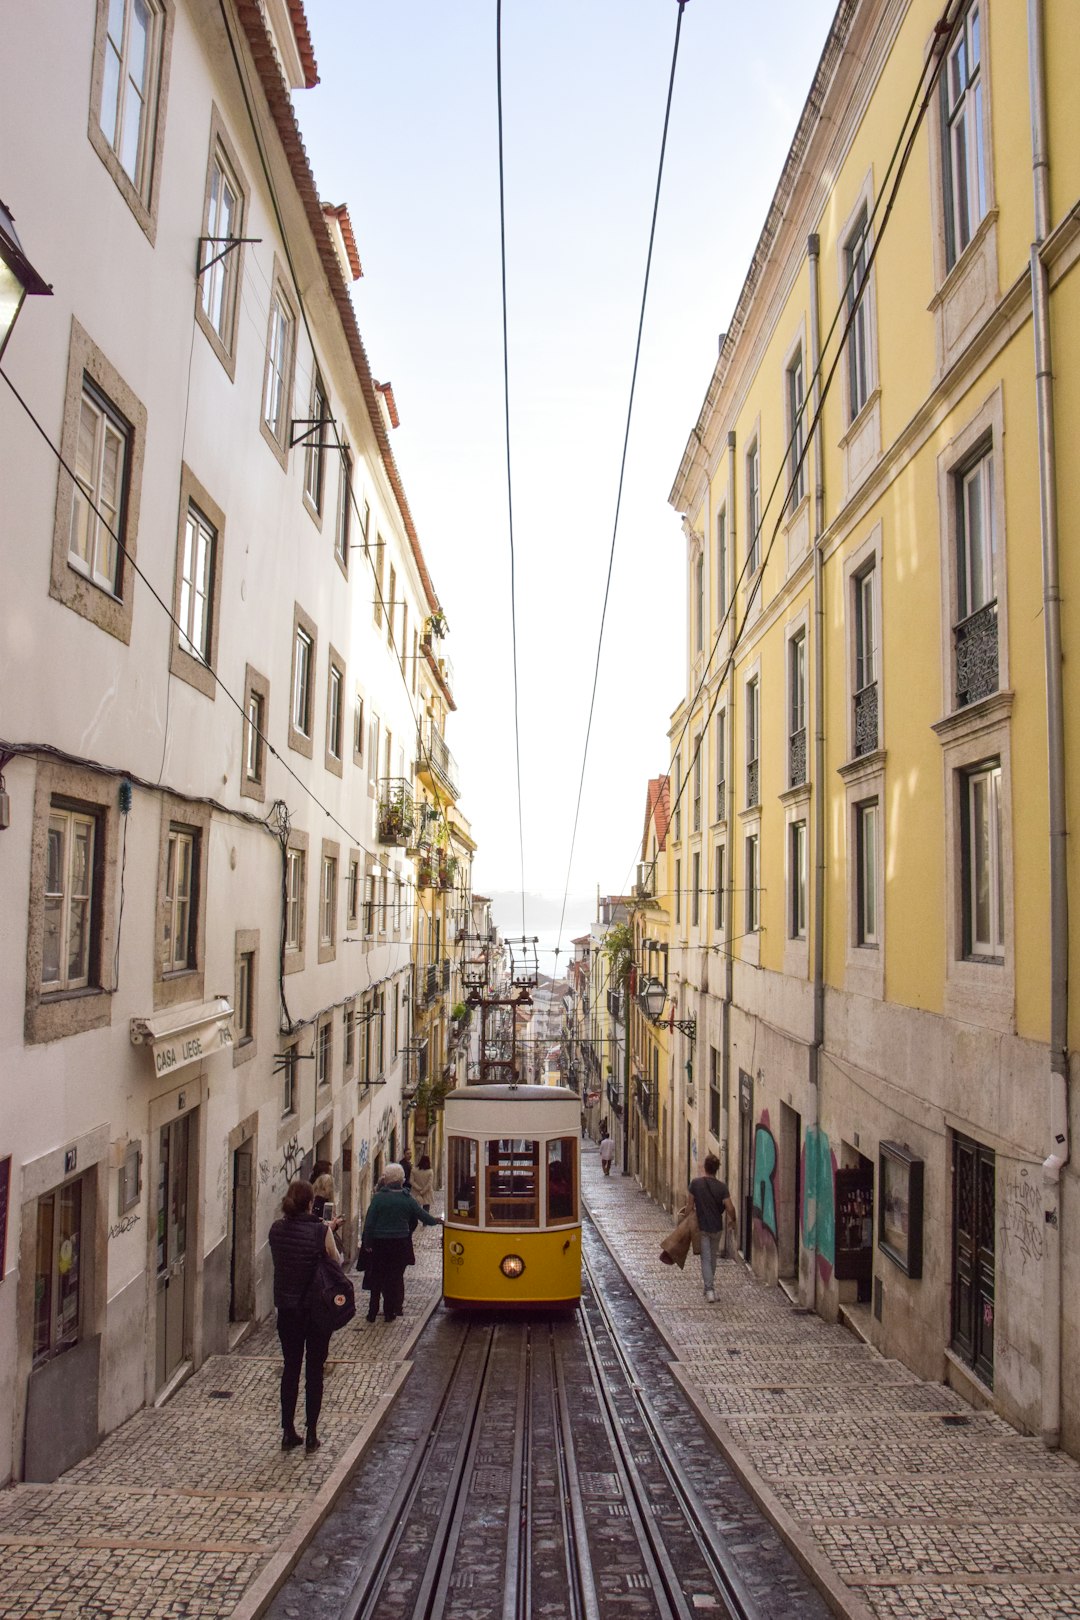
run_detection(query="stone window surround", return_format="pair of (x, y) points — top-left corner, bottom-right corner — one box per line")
(170, 464), (225, 700)
(842, 524), (884, 765)
(785, 604), (811, 784)
(50, 318), (148, 644)
(782, 786), (811, 982)
(283, 828), (309, 977)
(743, 414), (763, 592)
(278, 1034), (301, 1126)
(324, 645), (345, 778)
(315, 1012), (333, 1089)
(24, 759), (121, 1045)
(352, 686), (365, 770)
(838, 750), (886, 1001)
(935, 386), (1009, 715)
(194, 104), (250, 379)
(300, 361), (328, 532)
(739, 816), (761, 970)
(232, 928), (259, 1069)
(288, 602), (318, 759)
(240, 664), (269, 804)
(87, 0), (175, 245)
(318, 837), (340, 964)
(836, 171), (882, 499)
(153, 794), (211, 1010)
(742, 654), (762, 811)
(259, 255), (298, 471)
(346, 847), (362, 932)
(333, 445), (351, 577)
(781, 319), (811, 572)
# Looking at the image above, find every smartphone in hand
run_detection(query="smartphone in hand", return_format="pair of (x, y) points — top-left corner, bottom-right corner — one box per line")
(322, 1202), (335, 1222)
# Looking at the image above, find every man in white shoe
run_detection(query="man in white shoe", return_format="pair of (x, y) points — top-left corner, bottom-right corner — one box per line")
(688, 1154), (736, 1302)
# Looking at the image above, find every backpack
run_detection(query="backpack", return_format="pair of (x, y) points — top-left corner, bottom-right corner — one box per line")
(304, 1248), (356, 1332)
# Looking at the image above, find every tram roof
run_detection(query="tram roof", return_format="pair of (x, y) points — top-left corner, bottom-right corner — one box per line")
(445, 1084), (578, 1104)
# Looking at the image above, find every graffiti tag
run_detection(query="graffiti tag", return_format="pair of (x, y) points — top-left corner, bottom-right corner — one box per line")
(108, 1214), (140, 1241)
(999, 1167), (1044, 1272)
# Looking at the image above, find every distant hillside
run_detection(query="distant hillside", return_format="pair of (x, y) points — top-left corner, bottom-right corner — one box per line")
(486, 891), (593, 936)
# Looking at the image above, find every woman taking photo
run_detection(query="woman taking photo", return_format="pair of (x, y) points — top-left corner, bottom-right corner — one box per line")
(268, 1179), (341, 1452)
(361, 1163), (441, 1322)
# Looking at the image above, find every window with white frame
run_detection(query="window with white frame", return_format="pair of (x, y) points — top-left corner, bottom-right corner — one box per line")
(746, 440), (761, 574)
(942, 1), (987, 270)
(95, 0), (165, 202)
(963, 762), (1003, 959)
(285, 847), (304, 954)
(692, 732), (702, 833)
(334, 447), (351, 566)
(675, 858), (682, 926)
(845, 207), (872, 421)
(292, 624), (313, 739)
(363, 868), (375, 938)
(745, 833), (760, 934)
(320, 853), (336, 946)
(304, 371), (328, 515)
(327, 659), (343, 763)
(236, 949), (254, 1044)
(789, 630), (807, 787)
(853, 563), (878, 756)
(242, 669), (267, 798)
(790, 819), (808, 940)
(281, 1044), (298, 1118)
(714, 843), (725, 931)
(178, 503), (215, 662)
(746, 677), (760, 807)
(672, 755), (682, 842)
(715, 709), (727, 821)
(954, 448), (998, 706)
(262, 281), (295, 450)
(200, 146), (242, 348)
(347, 856), (360, 930)
(716, 505), (728, 621)
(344, 1000), (356, 1074)
(43, 807), (97, 993)
(163, 826), (197, 972)
(316, 1017), (331, 1087)
(691, 851), (701, 927)
(69, 379), (129, 595)
(855, 800), (879, 947)
(787, 348), (807, 508)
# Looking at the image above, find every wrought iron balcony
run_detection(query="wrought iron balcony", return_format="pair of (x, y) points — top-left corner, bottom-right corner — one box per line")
(746, 758), (760, 808)
(419, 724), (458, 798)
(378, 779), (416, 845)
(954, 601), (998, 708)
(853, 681), (878, 757)
(635, 861), (656, 899)
(789, 728), (807, 788)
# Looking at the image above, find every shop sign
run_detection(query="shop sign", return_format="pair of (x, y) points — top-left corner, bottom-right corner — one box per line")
(130, 998), (234, 1076)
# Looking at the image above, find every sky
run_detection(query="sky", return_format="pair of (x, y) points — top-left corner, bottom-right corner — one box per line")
(295, 0), (838, 945)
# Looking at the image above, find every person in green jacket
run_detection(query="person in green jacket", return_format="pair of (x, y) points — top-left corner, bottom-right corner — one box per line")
(361, 1163), (441, 1322)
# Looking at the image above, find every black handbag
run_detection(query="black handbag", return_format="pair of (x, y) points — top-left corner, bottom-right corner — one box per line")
(305, 1249), (356, 1332)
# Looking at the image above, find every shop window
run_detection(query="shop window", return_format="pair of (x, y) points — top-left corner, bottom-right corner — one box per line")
(33, 1180), (84, 1366)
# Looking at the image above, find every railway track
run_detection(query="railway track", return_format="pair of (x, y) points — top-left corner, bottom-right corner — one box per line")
(267, 1219), (829, 1620)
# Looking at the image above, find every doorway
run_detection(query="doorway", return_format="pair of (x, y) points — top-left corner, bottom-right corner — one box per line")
(952, 1133), (995, 1385)
(778, 1103), (802, 1281)
(155, 1113), (193, 1393)
(737, 1069), (753, 1264)
(228, 1138), (254, 1331)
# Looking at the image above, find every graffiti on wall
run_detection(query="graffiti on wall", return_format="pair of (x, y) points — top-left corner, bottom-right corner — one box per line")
(999, 1165), (1044, 1273)
(358, 1139), (370, 1170)
(802, 1125), (837, 1283)
(752, 1114), (778, 1240)
(279, 1135), (303, 1186)
(108, 1213), (140, 1241)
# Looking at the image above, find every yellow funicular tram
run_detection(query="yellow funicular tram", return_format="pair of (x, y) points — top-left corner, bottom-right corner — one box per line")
(442, 1083), (581, 1310)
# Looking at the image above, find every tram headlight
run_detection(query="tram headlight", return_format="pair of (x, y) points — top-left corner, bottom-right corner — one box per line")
(500, 1254), (526, 1279)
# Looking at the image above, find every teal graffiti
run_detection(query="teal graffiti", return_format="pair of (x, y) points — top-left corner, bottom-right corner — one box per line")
(802, 1126), (836, 1279)
(753, 1124), (777, 1237)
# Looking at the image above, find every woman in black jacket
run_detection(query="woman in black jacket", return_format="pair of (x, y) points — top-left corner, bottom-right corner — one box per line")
(268, 1179), (340, 1452)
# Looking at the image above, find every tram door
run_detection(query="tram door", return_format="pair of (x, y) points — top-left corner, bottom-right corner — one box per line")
(156, 1114), (192, 1391)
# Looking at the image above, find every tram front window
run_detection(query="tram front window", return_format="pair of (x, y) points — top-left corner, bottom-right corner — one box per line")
(486, 1139), (538, 1225)
(547, 1137), (577, 1223)
(449, 1136), (478, 1223)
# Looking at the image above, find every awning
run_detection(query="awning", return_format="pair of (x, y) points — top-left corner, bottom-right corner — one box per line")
(130, 997), (234, 1078)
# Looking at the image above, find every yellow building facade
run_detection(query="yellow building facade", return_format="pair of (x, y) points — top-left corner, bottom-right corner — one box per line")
(668, 0), (1080, 1451)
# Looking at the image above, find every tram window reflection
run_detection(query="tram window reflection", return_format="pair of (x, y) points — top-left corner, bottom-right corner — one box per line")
(449, 1136), (478, 1223)
(485, 1139), (538, 1225)
(546, 1137), (577, 1223)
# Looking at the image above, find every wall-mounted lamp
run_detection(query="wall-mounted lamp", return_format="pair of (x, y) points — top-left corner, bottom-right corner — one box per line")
(637, 974), (696, 1040)
(0, 200), (51, 363)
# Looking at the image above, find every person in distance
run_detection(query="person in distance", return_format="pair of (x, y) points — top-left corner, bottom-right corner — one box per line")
(687, 1154), (737, 1303)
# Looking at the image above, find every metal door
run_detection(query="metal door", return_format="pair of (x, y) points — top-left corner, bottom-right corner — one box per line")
(952, 1134), (995, 1385)
(738, 1070), (753, 1263)
(155, 1114), (191, 1390)
(229, 1144), (252, 1324)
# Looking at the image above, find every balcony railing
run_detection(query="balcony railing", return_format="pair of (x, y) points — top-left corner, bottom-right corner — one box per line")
(635, 861), (655, 899)
(745, 758), (759, 808)
(377, 779), (416, 845)
(853, 681), (878, 757)
(789, 728), (807, 788)
(420, 724), (458, 798)
(954, 601), (998, 708)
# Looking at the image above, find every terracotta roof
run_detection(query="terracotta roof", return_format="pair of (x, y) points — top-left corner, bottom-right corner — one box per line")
(375, 380), (399, 428)
(322, 203), (362, 279)
(642, 775), (670, 857)
(235, 0), (439, 612)
(287, 0), (320, 87)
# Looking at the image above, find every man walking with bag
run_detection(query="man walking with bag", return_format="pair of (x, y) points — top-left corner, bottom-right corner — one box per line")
(688, 1154), (737, 1302)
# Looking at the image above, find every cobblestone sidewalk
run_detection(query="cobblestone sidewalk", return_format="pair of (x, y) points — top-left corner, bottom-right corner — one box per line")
(0, 1216), (445, 1620)
(582, 1146), (1080, 1620)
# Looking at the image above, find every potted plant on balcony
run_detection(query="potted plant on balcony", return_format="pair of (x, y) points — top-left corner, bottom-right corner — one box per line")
(416, 847), (434, 888)
(379, 784), (411, 845)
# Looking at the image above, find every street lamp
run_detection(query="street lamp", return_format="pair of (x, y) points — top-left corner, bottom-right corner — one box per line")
(0, 201), (51, 363)
(637, 974), (697, 1040)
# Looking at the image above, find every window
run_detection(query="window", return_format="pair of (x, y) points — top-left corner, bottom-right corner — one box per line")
(33, 1180), (84, 1366)
(853, 564), (878, 755)
(694, 553), (704, 654)
(326, 653), (344, 770)
(715, 709), (727, 821)
(320, 854), (337, 946)
(746, 440), (761, 574)
(675, 858), (682, 926)
(963, 763), (1003, 959)
(289, 605), (318, 757)
(367, 712), (381, 795)
(954, 449), (998, 706)
(486, 1139), (539, 1226)
(359, 497), (371, 554)
(787, 348), (807, 508)
(344, 1001), (356, 1075)
(373, 991), (385, 1075)
(245, 689), (263, 782)
(261, 268), (296, 464)
(672, 755), (682, 842)
(716, 506), (728, 620)
(241, 666), (269, 803)
(692, 732), (702, 832)
(163, 826), (197, 973)
(69, 379), (128, 595)
(236, 950), (254, 1044)
(746, 677), (760, 807)
(546, 1138), (577, 1224)
(942, 2), (987, 269)
(449, 1137), (478, 1224)
(285, 847), (304, 954)
(856, 800), (879, 947)
(178, 504), (214, 662)
(304, 371), (329, 516)
(90, 0), (170, 232)
(347, 856), (360, 930)
(709, 1048), (722, 1139)
(714, 843), (725, 931)
(790, 820), (808, 940)
(363, 869), (375, 938)
(387, 565), (397, 647)
(197, 121), (247, 370)
(691, 852), (701, 927)
(845, 207), (872, 421)
(373, 536), (385, 626)
(745, 833), (760, 934)
(281, 1043), (298, 1118)
(789, 630), (807, 787)
(316, 1017), (331, 1088)
(43, 808), (97, 993)
(334, 447), (351, 567)
(353, 690), (365, 766)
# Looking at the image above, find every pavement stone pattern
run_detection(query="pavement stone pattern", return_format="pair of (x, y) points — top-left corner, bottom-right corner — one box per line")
(582, 1150), (1080, 1619)
(0, 1211), (444, 1619)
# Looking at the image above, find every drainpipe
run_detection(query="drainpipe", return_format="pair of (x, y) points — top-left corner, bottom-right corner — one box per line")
(1028, 0), (1070, 1452)
(807, 233), (826, 1314)
(722, 431), (737, 1190)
